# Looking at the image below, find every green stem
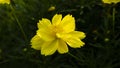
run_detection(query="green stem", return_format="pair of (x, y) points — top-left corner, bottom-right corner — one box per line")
(112, 7), (115, 37)
(10, 4), (27, 42)
(68, 52), (80, 61)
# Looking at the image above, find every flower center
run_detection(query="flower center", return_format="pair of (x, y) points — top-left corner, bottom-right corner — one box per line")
(51, 25), (63, 38)
(53, 25), (63, 33)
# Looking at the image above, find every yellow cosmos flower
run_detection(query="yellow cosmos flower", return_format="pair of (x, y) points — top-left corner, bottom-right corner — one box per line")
(0, 0), (10, 4)
(31, 14), (86, 56)
(102, 0), (120, 4)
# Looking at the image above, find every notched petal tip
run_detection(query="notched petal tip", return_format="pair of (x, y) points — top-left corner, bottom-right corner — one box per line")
(52, 14), (62, 25)
(37, 18), (51, 29)
(61, 14), (75, 33)
(79, 32), (86, 39)
(65, 37), (85, 48)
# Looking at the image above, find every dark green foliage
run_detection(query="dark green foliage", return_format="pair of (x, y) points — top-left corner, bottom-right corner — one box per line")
(0, 0), (120, 68)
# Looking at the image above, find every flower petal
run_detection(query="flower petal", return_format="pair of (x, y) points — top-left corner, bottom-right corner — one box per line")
(66, 38), (85, 48)
(68, 31), (86, 39)
(61, 14), (75, 33)
(57, 39), (68, 54)
(41, 39), (58, 56)
(31, 35), (44, 50)
(56, 33), (85, 48)
(102, 0), (120, 4)
(52, 14), (62, 25)
(37, 18), (51, 29)
(37, 27), (55, 41)
(0, 0), (10, 4)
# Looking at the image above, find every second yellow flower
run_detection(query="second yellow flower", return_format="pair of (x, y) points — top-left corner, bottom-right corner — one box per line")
(31, 14), (86, 56)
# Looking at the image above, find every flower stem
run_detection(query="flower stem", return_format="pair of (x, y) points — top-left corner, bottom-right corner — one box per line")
(68, 52), (81, 61)
(10, 4), (28, 42)
(112, 7), (115, 38)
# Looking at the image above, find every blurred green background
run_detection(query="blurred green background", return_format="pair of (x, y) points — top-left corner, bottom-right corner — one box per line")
(0, 0), (120, 68)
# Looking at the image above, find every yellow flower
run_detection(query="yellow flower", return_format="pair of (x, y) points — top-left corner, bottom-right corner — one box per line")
(102, 0), (120, 4)
(48, 6), (55, 11)
(31, 14), (86, 56)
(0, 0), (10, 4)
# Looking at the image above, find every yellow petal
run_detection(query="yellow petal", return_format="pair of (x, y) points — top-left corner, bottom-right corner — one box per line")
(102, 0), (120, 4)
(61, 14), (75, 33)
(0, 0), (10, 4)
(52, 14), (62, 25)
(66, 38), (85, 48)
(31, 35), (44, 50)
(41, 39), (58, 56)
(68, 31), (86, 39)
(37, 27), (55, 41)
(37, 18), (51, 29)
(56, 31), (86, 40)
(56, 33), (85, 48)
(57, 39), (68, 54)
